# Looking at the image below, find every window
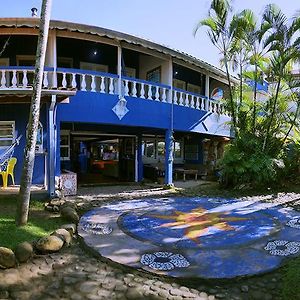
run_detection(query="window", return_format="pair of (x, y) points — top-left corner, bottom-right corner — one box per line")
(187, 83), (201, 95)
(173, 79), (186, 90)
(146, 67), (161, 84)
(185, 144), (199, 160)
(174, 141), (183, 159)
(0, 121), (15, 148)
(60, 130), (70, 161)
(143, 141), (155, 158)
(124, 67), (136, 78)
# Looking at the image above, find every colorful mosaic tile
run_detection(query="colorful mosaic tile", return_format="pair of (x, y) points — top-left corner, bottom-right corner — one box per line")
(78, 197), (300, 279)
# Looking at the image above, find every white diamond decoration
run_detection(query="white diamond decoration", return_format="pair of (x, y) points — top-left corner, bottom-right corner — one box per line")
(112, 97), (129, 120)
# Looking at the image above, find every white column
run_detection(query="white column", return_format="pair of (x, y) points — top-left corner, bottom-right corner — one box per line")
(205, 74), (210, 111)
(117, 45), (122, 97)
(46, 30), (57, 87)
(205, 74), (210, 98)
(167, 58), (173, 103)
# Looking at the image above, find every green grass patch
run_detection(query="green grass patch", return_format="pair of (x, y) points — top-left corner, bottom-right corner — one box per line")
(0, 196), (64, 249)
(281, 257), (300, 300)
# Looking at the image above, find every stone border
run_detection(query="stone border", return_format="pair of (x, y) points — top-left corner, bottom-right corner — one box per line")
(0, 202), (79, 269)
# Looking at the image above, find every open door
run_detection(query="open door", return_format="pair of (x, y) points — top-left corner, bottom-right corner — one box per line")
(119, 137), (135, 182)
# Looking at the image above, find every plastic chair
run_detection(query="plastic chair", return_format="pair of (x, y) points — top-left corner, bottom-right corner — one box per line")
(0, 157), (17, 188)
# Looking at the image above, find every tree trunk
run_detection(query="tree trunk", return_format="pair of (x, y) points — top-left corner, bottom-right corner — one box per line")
(16, 0), (53, 226)
(252, 62), (258, 133)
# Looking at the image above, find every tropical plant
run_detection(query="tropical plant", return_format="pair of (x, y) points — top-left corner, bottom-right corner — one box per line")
(197, 1), (300, 188)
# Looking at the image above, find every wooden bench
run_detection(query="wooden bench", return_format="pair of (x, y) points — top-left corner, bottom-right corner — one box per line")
(174, 168), (198, 181)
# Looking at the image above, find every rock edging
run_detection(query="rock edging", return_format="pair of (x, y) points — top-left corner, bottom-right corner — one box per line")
(0, 202), (79, 269)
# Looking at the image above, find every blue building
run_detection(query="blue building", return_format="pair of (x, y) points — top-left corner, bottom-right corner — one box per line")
(0, 18), (233, 196)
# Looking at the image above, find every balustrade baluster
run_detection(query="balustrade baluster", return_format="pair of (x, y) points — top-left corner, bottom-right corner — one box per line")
(124, 80), (129, 96)
(162, 88), (167, 102)
(62, 72), (67, 89)
(196, 97), (200, 109)
(132, 81), (137, 97)
(81, 74), (86, 91)
(173, 90), (178, 104)
(43, 71), (48, 88)
(100, 76), (105, 93)
(1, 70), (6, 88)
(155, 86), (160, 101)
(109, 78), (114, 94)
(185, 94), (190, 107)
(140, 83), (145, 98)
(22, 70), (28, 88)
(147, 84), (152, 100)
(91, 75), (96, 92)
(71, 73), (76, 89)
(179, 92), (183, 105)
(12, 70), (17, 88)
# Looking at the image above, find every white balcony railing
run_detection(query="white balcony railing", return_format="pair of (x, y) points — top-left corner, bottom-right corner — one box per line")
(0, 66), (228, 116)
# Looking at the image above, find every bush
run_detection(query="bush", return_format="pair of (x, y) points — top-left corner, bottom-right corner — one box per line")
(220, 135), (284, 188)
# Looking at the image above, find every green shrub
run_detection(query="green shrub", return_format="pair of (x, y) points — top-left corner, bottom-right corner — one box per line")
(220, 135), (284, 188)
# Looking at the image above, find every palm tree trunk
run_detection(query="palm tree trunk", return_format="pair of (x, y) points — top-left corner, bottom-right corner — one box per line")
(252, 62), (258, 133)
(16, 0), (53, 226)
(262, 76), (281, 152)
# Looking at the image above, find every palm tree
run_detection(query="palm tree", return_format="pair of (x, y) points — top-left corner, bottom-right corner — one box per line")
(16, 0), (53, 226)
(194, 0), (237, 128)
(261, 4), (300, 152)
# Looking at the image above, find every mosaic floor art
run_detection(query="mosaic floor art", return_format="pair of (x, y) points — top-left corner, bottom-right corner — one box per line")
(78, 197), (300, 279)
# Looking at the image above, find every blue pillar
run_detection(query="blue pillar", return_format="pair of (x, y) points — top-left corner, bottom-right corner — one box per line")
(47, 96), (56, 198)
(164, 129), (174, 185)
(137, 135), (143, 182)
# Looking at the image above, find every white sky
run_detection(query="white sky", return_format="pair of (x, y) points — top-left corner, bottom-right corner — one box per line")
(1, 0), (298, 68)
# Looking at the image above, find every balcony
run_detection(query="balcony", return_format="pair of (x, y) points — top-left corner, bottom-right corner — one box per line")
(0, 66), (228, 116)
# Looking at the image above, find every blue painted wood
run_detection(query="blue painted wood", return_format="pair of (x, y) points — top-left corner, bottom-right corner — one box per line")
(164, 129), (173, 185)
(0, 104), (47, 185)
(0, 66), (54, 71)
(137, 135), (143, 182)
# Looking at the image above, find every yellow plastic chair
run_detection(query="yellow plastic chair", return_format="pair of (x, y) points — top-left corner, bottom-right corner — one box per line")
(0, 157), (17, 188)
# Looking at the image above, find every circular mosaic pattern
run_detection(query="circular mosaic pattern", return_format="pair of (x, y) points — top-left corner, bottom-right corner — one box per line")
(264, 240), (300, 256)
(287, 218), (300, 229)
(78, 197), (300, 279)
(81, 220), (113, 235)
(140, 252), (190, 270)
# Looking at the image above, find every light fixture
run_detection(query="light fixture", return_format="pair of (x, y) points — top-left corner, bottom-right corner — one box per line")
(93, 50), (98, 56)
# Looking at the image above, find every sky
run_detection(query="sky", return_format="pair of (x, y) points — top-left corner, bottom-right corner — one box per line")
(0, 0), (298, 68)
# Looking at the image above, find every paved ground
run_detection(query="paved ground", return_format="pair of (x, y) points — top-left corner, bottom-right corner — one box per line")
(1, 183), (300, 300)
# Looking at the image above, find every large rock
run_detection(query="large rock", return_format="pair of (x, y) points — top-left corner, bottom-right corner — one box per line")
(61, 223), (77, 235)
(0, 247), (16, 268)
(14, 242), (33, 263)
(60, 207), (79, 223)
(51, 228), (72, 246)
(35, 235), (64, 253)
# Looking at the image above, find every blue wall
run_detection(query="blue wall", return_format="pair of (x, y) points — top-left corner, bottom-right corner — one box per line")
(0, 104), (48, 185)
(57, 92), (208, 132)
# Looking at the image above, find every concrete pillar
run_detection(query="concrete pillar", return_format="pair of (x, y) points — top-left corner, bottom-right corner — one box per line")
(45, 30), (57, 87)
(164, 129), (174, 185)
(47, 96), (56, 197)
(117, 45), (122, 97)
